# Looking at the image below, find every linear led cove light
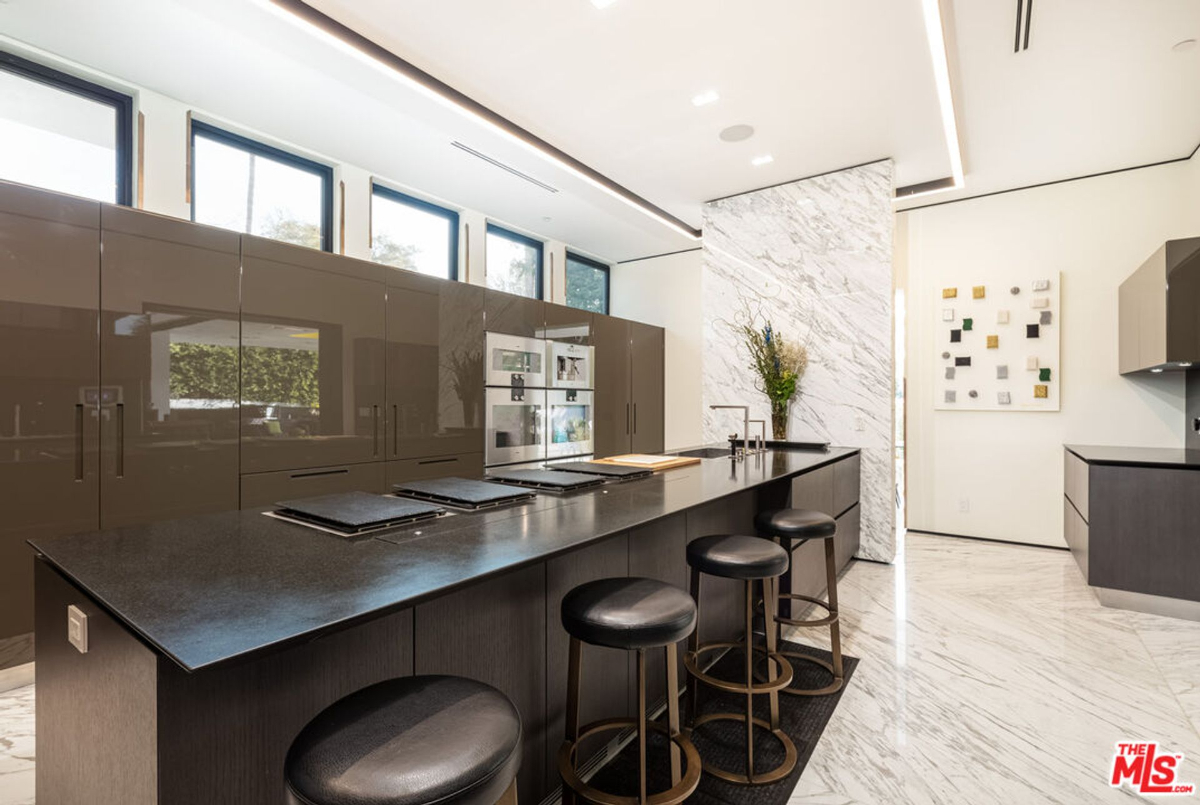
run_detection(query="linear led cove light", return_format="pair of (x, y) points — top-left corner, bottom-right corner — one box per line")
(257, 0), (701, 241)
(900, 0), (966, 202)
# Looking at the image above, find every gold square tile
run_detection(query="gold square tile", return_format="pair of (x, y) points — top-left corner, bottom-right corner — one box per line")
(972, 285), (986, 299)
(1034, 384), (1049, 399)
(942, 287), (957, 299)
(987, 335), (999, 349)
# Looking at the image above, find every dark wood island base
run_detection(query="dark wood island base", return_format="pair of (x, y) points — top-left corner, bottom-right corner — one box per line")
(33, 449), (861, 805)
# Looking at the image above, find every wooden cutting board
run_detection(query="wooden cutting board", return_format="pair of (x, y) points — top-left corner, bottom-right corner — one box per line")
(592, 454), (702, 471)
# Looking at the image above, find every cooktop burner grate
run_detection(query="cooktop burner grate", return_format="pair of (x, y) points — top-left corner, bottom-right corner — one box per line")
(551, 461), (654, 481)
(485, 468), (609, 493)
(392, 477), (537, 511)
(271, 491), (444, 536)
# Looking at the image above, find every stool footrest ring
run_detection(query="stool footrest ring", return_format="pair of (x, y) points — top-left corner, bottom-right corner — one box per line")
(686, 712), (798, 785)
(683, 641), (794, 695)
(774, 593), (839, 628)
(558, 717), (701, 805)
(749, 646), (844, 696)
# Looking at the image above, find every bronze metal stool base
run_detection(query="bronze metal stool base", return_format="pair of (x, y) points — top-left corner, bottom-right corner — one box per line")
(684, 641), (793, 695)
(775, 592), (838, 628)
(687, 712), (798, 785)
(751, 646), (844, 697)
(558, 717), (701, 805)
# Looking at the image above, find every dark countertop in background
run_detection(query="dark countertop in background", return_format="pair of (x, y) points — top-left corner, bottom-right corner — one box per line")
(1065, 444), (1200, 468)
(30, 446), (857, 673)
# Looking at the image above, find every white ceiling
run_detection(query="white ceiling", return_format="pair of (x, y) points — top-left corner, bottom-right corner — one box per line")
(897, 0), (1200, 208)
(1, 0), (1197, 255)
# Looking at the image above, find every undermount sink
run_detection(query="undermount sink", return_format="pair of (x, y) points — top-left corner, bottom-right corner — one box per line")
(672, 447), (736, 459)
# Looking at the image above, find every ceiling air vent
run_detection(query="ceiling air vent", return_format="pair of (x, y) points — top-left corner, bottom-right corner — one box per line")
(1014, 0), (1033, 52)
(450, 141), (559, 193)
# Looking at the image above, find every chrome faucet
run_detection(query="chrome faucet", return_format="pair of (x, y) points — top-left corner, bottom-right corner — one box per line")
(710, 404), (750, 458)
(748, 419), (767, 454)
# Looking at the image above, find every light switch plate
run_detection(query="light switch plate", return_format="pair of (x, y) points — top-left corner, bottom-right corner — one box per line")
(67, 605), (88, 654)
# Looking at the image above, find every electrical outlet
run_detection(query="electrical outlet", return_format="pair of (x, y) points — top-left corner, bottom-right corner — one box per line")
(67, 605), (88, 654)
(958, 498), (970, 513)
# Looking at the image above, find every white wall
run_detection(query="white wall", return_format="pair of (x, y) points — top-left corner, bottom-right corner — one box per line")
(611, 250), (705, 450)
(901, 155), (1200, 547)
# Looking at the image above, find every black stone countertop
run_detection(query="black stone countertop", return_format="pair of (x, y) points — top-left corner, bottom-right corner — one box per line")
(1065, 444), (1200, 469)
(30, 447), (857, 673)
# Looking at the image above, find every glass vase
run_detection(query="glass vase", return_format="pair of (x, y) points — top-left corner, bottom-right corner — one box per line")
(770, 399), (790, 441)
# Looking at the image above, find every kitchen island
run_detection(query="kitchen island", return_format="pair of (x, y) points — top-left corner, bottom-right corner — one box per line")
(31, 446), (861, 805)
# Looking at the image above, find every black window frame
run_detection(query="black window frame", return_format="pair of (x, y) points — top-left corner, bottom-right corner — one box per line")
(564, 251), (611, 314)
(370, 182), (460, 281)
(189, 120), (334, 252)
(0, 48), (134, 206)
(485, 223), (544, 300)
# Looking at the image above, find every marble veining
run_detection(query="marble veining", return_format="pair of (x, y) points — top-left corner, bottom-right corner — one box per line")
(785, 534), (1200, 804)
(0, 684), (33, 805)
(701, 160), (896, 562)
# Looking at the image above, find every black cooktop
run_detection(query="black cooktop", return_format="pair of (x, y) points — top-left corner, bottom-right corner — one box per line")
(486, 468), (609, 492)
(274, 491), (444, 535)
(393, 477), (537, 510)
(551, 461), (654, 481)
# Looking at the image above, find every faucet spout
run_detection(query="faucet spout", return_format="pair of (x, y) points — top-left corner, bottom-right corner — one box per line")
(709, 404), (751, 458)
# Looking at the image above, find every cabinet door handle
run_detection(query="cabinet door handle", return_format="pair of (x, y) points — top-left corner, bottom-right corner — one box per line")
(625, 403), (630, 435)
(372, 405), (380, 457)
(392, 404), (398, 456)
(633, 402), (638, 434)
(74, 404), (84, 482)
(115, 403), (125, 478)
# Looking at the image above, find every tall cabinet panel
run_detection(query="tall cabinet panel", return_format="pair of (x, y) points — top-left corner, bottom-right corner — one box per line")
(484, 288), (544, 337)
(99, 206), (241, 528)
(542, 302), (593, 345)
(592, 315), (631, 458)
(386, 271), (484, 460)
(630, 321), (665, 453)
(0, 182), (100, 646)
(241, 237), (386, 473)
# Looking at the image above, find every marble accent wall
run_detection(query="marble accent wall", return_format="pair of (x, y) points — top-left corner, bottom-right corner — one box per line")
(701, 160), (896, 562)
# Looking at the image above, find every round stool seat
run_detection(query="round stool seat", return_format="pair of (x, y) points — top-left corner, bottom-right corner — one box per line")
(286, 675), (522, 805)
(686, 534), (789, 580)
(561, 577), (696, 650)
(755, 508), (837, 540)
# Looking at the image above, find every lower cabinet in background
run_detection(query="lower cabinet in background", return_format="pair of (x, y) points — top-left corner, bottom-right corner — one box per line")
(386, 453), (485, 485)
(240, 463), (387, 509)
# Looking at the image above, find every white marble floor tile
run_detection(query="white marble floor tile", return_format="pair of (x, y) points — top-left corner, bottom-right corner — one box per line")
(786, 534), (1200, 805)
(0, 684), (34, 805)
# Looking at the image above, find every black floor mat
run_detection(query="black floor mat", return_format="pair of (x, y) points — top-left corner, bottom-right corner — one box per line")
(585, 641), (858, 803)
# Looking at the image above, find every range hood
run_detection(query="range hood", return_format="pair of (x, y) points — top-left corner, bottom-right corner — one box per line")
(1118, 237), (1200, 374)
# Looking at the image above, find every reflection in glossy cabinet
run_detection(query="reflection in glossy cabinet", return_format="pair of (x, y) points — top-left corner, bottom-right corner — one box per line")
(386, 271), (484, 459)
(241, 237), (386, 473)
(542, 302), (593, 346)
(485, 288), (544, 338)
(99, 206), (241, 528)
(592, 315), (631, 458)
(0, 182), (100, 643)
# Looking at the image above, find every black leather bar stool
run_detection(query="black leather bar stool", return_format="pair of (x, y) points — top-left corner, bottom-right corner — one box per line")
(558, 577), (702, 805)
(285, 675), (522, 805)
(684, 535), (797, 786)
(755, 508), (843, 696)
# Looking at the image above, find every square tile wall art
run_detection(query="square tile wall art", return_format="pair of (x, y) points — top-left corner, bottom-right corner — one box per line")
(935, 271), (1060, 411)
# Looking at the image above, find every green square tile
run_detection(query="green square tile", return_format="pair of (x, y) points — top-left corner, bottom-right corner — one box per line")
(962, 318), (974, 331)
(1039, 368), (1051, 382)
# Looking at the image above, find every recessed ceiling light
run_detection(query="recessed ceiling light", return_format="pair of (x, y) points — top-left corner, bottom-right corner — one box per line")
(751, 155), (774, 167)
(691, 90), (720, 107)
(1173, 38), (1197, 53)
(1178, 361), (1193, 367)
(1151, 367), (1165, 373)
(590, 0), (617, 8)
(719, 124), (755, 143)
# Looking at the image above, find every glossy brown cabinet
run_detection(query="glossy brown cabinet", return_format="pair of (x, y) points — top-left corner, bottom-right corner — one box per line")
(593, 315), (665, 457)
(99, 206), (241, 528)
(386, 270), (484, 460)
(592, 315), (632, 458)
(542, 302), (593, 345)
(630, 321), (665, 453)
(0, 182), (101, 647)
(239, 462), (386, 510)
(241, 237), (386, 473)
(484, 288), (544, 338)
